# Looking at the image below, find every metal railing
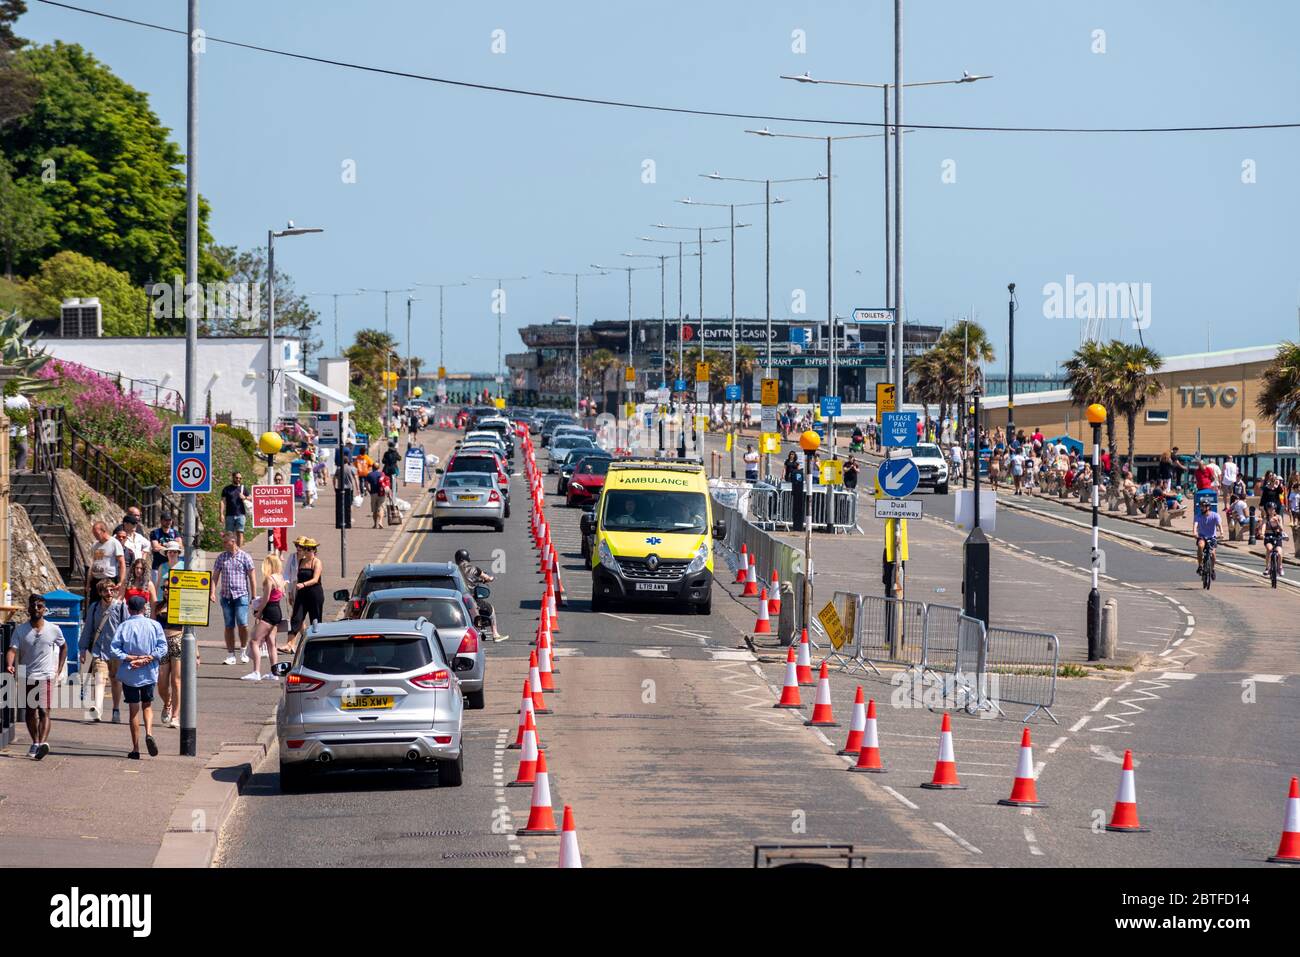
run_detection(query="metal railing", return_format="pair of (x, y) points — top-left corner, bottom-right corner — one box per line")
(817, 591), (1060, 724)
(33, 406), (178, 527)
(713, 494), (805, 641)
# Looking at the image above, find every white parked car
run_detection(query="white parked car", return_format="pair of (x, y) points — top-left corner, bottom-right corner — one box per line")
(906, 443), (950, 494)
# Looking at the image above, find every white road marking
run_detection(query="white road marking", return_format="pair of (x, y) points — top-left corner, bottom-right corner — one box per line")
(652, 624), (712, 642)
(1185, 615), (1195, 627)
(1248, 674), (1285, 684)
(1023, 826), (1045, 857)
(882, 786), (919, 810)
(708, 649), (757, 661)
(1157, 672), (1197, 680)
(1046, 736), (1068, 754)
(1069, 716), (1091, 732)
(551, 647), (583, 657)
(1176, 605), (1189, 615)
(632, 648), (670, 658)
(1090, 697), (1112, 712)
(1088, 744), (1124, 763)
(1112, 682), (1131, 692)
(933, 822), (982, 855)
(600, 612), (637, 623)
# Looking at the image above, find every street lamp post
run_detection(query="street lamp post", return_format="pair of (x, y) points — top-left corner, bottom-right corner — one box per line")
(799, 429), (821, 635)
(268, 223), (325, 433)
(470, 275), (528, 403)
(1086, 403), (1107, 659)
(405, 295), (422, 404)
(1007, 283), (1017, 439)
(306, 291), (362, 357)
(544, 270), (606, 413)
(181, 0), (200, 758)
(592, 263), (655, 450)
(359, 285), (413, 434)
(780, 66), (993, 404)
(415, 282), (467, 402)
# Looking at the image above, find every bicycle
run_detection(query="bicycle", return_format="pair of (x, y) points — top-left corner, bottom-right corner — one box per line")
(1199, 538), (1216, 590)
(1264, 536), (1283, 589)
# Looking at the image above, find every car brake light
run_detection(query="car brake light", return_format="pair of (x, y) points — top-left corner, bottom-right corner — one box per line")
(488, 490), (500, 503)
(285, 673), (324, 693)
(458, 627), (479, 655)
(411, 669), (451, 690)
(498, 473), (508, 485)
(286, 739), (306, 749)
(436, 489), (448, 502)
(349, 598), (364, 616)
(433, 735), (452, 744)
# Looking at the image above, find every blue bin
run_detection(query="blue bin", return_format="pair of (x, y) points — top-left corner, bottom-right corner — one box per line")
(42, 588), (83, 676)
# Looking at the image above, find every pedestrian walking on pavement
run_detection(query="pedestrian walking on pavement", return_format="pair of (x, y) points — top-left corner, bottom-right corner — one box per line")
(4, 593), (66, 760)
(81, 578), (126, 723)
(211, 531), (257, 666)
(219, 470), (252, 548)
(85, 520), (126, 597)
(123, 557), (156, 616)
(148, 510), (180, 588)
(153, 554), (184, 728)
(111, 595), (168, 759)
(247, 554), (285, 682)
(285, 539), (324, 656)
(743, 443), (759, 483)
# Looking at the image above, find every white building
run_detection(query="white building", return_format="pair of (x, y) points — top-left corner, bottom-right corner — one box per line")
(41, 335), (352, 432)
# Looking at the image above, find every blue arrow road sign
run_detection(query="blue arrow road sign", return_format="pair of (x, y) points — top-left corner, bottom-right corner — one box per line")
(674, 378), (687, 392)
(878, 457), (920, 497)
(881, 411), (918, 447)
(725, 384), (741, 401)
(171, 423), (213, 494)
(820, 396), (842, 417)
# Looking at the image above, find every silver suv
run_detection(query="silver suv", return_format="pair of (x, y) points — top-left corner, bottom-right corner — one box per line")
(361, 587), (487, 710)
(274, 619), (470, 791)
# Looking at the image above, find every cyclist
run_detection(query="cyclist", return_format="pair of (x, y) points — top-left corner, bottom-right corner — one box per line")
(1261, 503), (1288, 578)
(1194, 498), (1224, 577)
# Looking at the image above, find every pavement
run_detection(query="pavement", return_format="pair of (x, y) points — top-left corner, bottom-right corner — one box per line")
(213, 428), (1300, 869)
(0, 429), (456, 868)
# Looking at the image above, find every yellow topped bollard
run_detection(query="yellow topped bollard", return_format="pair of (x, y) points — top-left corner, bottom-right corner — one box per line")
(258, 431), (284, 456)
(799, 430), (821, 453)
(1085, 403), (1107, 425)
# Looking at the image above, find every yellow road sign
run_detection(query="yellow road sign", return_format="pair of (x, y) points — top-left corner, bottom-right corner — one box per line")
(876, 382), (896, 415)
(437, 366), (447, 379)
(695, 362), (710, 382)
(624, 402), (636, 419)
(819, 459), (843, 486)
(884, 518), (910, 562)
(761, 378), (779, 405)
(725, 432), (734, 452)
(761, 432), (782, 454)
(625, 365), (636, 383)
(167, 569), (211, 627)
(817, 601), (848, 651)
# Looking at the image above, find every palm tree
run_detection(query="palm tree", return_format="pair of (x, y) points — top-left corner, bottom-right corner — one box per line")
(1106, 341), (1163, 485)
(1063, 340), (1119, 469)
(1257, 342), (1300, 445)
(580, 348), (618, 407)
(921, 320), (993, 439)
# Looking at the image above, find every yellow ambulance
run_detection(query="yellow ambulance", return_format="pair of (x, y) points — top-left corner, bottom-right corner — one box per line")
(580, 459), (724, 615)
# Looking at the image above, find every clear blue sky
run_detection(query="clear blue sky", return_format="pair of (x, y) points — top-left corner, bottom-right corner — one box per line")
(19, 0), (1300, 376)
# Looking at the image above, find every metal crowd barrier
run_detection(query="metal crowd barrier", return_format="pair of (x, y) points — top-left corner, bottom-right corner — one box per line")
(0, 621), (14, 748)
(985, 626), (1060, 724)
(808, 487), (858, 533)
(713, 496), (805, 639)
(920, 603), (965, 676)
(853, 595), (927, 673)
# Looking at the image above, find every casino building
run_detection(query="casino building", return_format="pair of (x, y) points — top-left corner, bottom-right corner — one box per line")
(509, 315), (941, 408)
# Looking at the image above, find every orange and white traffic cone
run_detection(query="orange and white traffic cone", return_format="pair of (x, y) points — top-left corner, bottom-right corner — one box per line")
(804, 661), (840, 727)
(1269, 777), (1300, 864)
(508, 711), (539, 787)
(558, 805), (582, 868)
(796, 629), (814, 686)
(742, 561), (759, 596)
(516, 750), (560, 835)
(848, 699), (885, 773)
(921, 712), (966, 789)
(554, 565), (567, 607)
(768, 570), (782, 616)
(529, 651), (553, 715)
(735, 545), (749, 583)
(773, 646), (802, 709)
(537, 630), (559, 693)
(998, 727), (1046, 807)
(508, 678), (537, 750)
(838, 687), (866, 755)
(1105, 750), (1148, 832)
(753, 589), (772, 634)
(547, 586), (560, 633)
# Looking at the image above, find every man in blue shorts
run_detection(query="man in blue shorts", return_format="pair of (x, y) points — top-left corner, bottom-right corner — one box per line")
(111, 595), (168, 759)
(1194, 498), (1224, 577)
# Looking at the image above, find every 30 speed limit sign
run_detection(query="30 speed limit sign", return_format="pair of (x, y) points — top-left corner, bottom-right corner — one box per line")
(174, 458), (207, 490)
(171, 424), (213, 493)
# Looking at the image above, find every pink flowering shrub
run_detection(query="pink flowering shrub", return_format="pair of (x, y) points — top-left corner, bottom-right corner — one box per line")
(36, 360), (165, 449)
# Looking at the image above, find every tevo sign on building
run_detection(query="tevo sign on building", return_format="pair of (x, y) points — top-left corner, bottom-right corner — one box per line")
(1178, 385), (1238, 408)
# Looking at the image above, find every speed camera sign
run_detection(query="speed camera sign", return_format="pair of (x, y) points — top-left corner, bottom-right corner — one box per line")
(171, 424), (213, 494)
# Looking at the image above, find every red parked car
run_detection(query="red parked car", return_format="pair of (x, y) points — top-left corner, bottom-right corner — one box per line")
(565, 455), (612, 507)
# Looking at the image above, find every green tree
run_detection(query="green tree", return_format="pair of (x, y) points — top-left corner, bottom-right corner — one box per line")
(20, 250), (147, 334)
(206, 244), (319, 356)
(0, 2), (39, 129)
(1105, 341), (1163, 484)
(0, 41), (222, 283)
(0, 155), (55, 278)
(1257, 342), (1300, 442)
